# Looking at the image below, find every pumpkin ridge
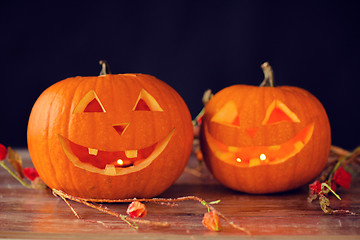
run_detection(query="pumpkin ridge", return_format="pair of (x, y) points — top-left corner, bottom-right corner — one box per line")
(67, 77), (94, 195)
(60, 79), (81, 194)
(45, 90), (62, 189)
(49, 80), (74, 191)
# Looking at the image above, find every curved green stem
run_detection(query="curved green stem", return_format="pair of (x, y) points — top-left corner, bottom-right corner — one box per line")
(327, 146), (360, 183)
(192, 89), (213, 126)
(0, 162), (31, 188)
(321, 182), (341, 200)
(192, 107), (205, 126)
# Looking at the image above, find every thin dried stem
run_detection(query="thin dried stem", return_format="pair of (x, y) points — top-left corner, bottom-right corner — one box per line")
(79, 200), (139, 229)
(332, 209), (359, 215)
(314, 145), (360, 184)
(330, 145), (351, 156)
(52, 189), (250, 235)
(343, 147), (360, 166)
(52, 189), (169, 229)
(328, 146), (360, 182)
(0, 161), (32, 188)
(309, 145), (360, 215)
(57, 193), (81, 219)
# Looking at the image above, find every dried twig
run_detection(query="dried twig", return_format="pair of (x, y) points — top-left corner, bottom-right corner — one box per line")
(309, 145), (360, 215)
(52, 189), (169, 229)
(52, 189), (251, 235)
(184, 166), (203, 178)
(330, 145), (351, 157)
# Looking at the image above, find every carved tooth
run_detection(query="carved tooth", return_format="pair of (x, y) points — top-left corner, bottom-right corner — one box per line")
(249, 158), (260, 167)
(104, 164), (116, 176)
(125, 150), (138, 158)
(268, 145), (281, 150)
(214, 151), (234, 161)
(88, 148), (98, 156)
(228, 146), (241, 153)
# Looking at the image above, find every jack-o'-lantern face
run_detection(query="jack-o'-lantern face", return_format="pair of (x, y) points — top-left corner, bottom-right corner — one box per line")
(204, 99), (314, 167)
(58, 88), (174, 176)
(27, 72), (193, 199)
(200, 83), (331, 194)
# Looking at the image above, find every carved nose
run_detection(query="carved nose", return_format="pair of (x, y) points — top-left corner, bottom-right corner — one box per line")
(113, 123), (129, 136)
(246, 127), (258, 138)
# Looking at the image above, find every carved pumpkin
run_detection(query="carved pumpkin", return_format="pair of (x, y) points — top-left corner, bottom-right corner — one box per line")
(27, 62), (193, 199)
(200, 63), (331, 193)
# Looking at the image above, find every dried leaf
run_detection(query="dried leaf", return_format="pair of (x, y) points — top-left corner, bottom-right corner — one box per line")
(202, 211), (221, 232)
(7, 147), (24, 179)
(31, 177), (47, 189)
(319, 195), (333, 214)
(307, 193), (318, 203)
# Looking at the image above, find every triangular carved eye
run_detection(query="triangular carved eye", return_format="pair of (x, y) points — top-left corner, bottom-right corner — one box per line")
(262, 100), (300, 125)
(73, 90), (106, 113)
(132, 89), (163, 112)
(211, 101), (239, 126)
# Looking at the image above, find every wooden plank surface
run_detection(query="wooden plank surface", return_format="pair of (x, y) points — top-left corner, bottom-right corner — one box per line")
(0, 149), (359, 239)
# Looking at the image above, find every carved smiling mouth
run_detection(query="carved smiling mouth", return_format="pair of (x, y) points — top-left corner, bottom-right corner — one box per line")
(59, 129), (174, 176)
(204, 124), (314, 167)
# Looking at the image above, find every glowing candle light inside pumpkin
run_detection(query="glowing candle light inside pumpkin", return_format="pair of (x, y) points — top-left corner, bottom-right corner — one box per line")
(236, 158), (242, 163)
(117, 159), (124, 165)
(260, 154), (266, 161)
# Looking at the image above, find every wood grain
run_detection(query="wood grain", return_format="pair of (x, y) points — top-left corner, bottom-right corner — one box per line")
(0, 149), (359, 239)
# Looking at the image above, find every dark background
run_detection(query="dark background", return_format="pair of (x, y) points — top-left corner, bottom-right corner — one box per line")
(0, 1), (359, 150)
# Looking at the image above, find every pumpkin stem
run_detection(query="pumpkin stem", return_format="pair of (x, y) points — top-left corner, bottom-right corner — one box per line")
(260, 62), (274, 87)
(99, 60), (112, 76)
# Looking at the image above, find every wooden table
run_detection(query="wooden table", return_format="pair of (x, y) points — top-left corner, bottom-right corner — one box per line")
(1, 149), (359, 239)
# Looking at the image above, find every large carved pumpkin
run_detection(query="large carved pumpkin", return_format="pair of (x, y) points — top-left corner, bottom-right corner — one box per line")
(27, 62), (193, 199)
(200, 63), (331, 193)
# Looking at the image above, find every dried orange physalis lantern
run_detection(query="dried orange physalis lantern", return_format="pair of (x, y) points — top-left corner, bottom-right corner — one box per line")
(200, 62), (331, 193)
(27, 61), (193, 199)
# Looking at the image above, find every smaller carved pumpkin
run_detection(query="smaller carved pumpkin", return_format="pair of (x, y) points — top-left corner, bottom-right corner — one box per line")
(27, 61), (193, 199)
(200, 63), (331, 194)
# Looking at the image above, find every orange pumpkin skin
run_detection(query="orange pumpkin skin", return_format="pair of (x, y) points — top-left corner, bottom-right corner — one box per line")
(200, 85), (331, 194)
(27, 73), (193, 199)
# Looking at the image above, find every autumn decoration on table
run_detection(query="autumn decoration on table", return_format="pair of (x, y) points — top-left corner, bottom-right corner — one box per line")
(202, 211), (221, 232)
(200, 62), (331, 194)
(307, 146), (360, 214)
(127, 201), (147, 218)
(0, 144), (45, 189)
(23, 61), (249, 233)
(1, 61), (359, 233)
(2, 143), (241, 232)
(27, 60), (193, 199)
(52, 189), (250, 233)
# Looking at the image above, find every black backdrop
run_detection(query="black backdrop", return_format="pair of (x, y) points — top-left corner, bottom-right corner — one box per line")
(1, 0), (359, 149)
